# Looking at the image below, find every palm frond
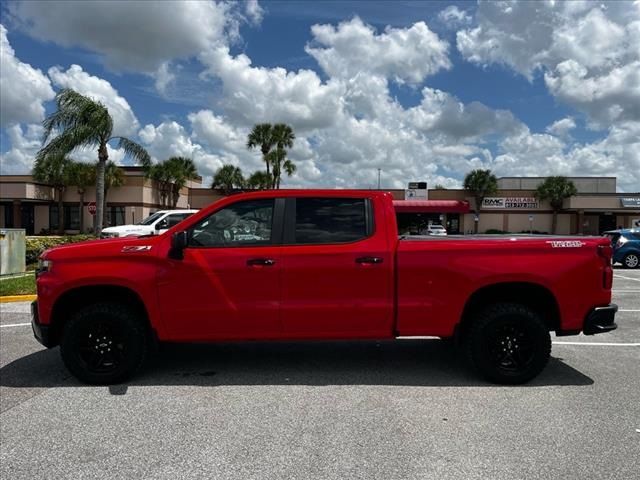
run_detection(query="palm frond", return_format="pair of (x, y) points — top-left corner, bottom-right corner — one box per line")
(37, 125), (100, 162)
(114, 137), (151, 168)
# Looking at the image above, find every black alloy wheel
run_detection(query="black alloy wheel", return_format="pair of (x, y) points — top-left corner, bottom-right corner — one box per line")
(465, 303), (551, 384)
(61, 303), (148, 385)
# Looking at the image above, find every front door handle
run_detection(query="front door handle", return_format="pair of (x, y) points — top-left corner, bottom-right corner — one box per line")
(247, 258), (276, 267)
(355, 256), (383, 264)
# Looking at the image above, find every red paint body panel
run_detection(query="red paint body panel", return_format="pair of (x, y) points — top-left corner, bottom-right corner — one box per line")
(36, 189), (613, 343)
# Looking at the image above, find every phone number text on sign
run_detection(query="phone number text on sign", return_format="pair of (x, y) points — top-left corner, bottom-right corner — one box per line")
(482, 197), (539, 209)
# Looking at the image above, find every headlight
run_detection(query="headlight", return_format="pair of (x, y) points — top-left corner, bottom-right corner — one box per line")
(36, 259), (53, 277)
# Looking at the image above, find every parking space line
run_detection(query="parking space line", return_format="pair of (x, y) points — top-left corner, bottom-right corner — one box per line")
(553, 341), (640, 346)
(0, 323), (31, 328)
(614, 274), (640, 282)
(619, 309), (640, 312)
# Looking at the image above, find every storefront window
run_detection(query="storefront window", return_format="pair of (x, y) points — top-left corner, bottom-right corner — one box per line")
(50, 205), (80, 231)
(105, 206), (126, 226)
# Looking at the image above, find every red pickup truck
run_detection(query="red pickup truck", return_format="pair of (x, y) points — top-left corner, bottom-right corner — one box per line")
(32, 190), (617, 385)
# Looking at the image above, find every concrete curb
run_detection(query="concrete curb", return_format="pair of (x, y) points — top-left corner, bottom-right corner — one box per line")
(0, 295), (37, 303)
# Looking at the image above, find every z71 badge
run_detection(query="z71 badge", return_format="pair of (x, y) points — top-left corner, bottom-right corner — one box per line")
(546, 240), (586, 248)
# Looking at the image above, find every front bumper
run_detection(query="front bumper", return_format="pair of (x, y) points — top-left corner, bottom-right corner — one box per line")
(31, 301), (55, 348)
(583, 304), (618, 335)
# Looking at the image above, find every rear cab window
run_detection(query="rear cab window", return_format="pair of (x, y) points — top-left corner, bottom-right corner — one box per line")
(287, 197), (372, 244)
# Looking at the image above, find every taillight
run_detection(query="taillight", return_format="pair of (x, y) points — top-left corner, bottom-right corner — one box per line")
(598, 244), (613, 289)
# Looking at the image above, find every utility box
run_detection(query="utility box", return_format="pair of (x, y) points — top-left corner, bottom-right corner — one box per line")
(0, 229), (26, 275)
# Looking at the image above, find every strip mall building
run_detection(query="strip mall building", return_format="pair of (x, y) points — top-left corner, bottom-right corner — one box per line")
(0, 170), (638, 236)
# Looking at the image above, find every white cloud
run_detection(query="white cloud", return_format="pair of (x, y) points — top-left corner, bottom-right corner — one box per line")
(245, 0), (265, 26)
(48, 64), (139, 137)
(0, 123), (44, 174)
(200, 46), (345, 131)
(456, 1), (640, 129)
(546, 117), (576, 137)
(138, 120), (226, 181)
(545, 60), (640, 127)
(492, 123), (640, 192)
(0, 24), (55, 127)
(408, 87), (523, 139)
(8, 0), (233, 72)
(438, 6), (472, 28)
(306, 17), (451, 84)
(153, 62), (176, 97)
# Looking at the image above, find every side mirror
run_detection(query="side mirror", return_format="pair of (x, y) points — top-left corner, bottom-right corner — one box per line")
(169, 231), (188, 260)
(155, 222), (164, 231)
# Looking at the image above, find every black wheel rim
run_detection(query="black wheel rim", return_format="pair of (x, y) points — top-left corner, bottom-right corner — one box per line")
(486, 323), (535, 374)
(77, 321), (126, 375)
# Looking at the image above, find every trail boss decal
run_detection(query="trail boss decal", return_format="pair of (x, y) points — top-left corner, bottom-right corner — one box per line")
(546, 241), (586, 248)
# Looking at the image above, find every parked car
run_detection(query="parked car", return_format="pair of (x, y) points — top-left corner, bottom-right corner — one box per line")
(421, 224), (447, 236)
(33, 190), (617, 385)
(603, 229), (640, 268)
(100, 210), (197, 238)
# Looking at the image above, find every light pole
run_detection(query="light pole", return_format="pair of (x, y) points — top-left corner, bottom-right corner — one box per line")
(377, 168), (381, 189)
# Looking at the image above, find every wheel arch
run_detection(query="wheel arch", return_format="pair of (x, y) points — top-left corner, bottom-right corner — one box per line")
(457, 282), (561, 340)
(49, 285), (154, 346)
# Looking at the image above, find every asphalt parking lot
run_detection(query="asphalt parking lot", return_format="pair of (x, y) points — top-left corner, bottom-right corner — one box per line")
(1, 271), (639, 480)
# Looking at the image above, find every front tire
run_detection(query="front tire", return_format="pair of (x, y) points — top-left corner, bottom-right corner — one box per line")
(465, 303), (551, 384)
(60, 303), (148, 385)
(623, 252), (639, 269)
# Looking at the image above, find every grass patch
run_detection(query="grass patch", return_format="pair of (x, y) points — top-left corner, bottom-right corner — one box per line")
(0, 274), (36, 296)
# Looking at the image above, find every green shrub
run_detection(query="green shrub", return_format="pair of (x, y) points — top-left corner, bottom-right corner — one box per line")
(26, 235), (96, 264)
(484, 229), (509, 234)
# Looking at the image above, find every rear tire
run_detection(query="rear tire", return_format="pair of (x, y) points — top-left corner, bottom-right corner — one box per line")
(623, 253), (639, 269)
(60, 302), (148, 385)
(464, 303), (551, 384)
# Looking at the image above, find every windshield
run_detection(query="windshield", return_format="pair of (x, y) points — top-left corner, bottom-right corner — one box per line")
(138, 212), (165, 226)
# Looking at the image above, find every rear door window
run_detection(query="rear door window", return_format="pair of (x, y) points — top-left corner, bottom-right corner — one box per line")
(293, 198), (369, 244)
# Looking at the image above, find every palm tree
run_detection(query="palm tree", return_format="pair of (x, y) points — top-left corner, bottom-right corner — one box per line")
(103, 162), (125, 227)
(32, 153), (72, 234)
(246, 171), (273, 190)
(38, 89), (150, 235)
(212, 164), (245, 195)
(535, 176), (577, 234)
(463, 169), (498, 233)
(146, 162), (172, 207)
(165, 157), (199, 208)
(146, 157), (199, 208)
(270, 123), (295, 189)
(67, 161), (95, 233)
(247, 123), (275, 177)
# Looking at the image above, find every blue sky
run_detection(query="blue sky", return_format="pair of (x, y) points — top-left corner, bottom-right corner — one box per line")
(1, 1), (638, 191)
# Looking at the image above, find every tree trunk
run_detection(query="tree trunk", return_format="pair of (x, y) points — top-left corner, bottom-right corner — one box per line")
(473, 196), (482, 234)
(57, 188), (65, 235)
(78, 189), (85, 233)
(262, 147), (270, 176)
(103, 187), (109, 227)
(95, 143), (107, 236)
(552, 211), (558, 234)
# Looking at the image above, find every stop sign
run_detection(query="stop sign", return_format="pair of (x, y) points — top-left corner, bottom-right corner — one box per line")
(88, 202), (97, 215)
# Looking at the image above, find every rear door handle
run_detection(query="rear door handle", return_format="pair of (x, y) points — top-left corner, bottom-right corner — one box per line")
(247, 258), (276, 266)
(355, 256), (383, 264)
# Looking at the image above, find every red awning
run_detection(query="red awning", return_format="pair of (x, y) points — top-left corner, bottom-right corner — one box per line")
(393, 200), (470, 213)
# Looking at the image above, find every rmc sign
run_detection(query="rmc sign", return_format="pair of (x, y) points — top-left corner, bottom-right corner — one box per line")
(482, 197), (539, 209)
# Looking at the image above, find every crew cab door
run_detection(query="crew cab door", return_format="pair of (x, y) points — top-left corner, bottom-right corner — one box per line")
(279, 196), (394, 338)
(157, 198), (283, 340)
